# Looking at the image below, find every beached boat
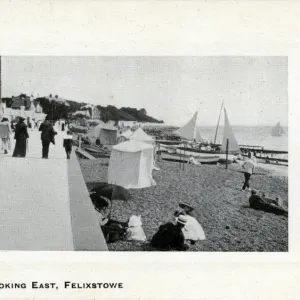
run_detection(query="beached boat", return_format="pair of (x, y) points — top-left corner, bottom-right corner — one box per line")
(176, 107), (240, 164)
(161, 151), (219, 165)
(69, 124), (88, 134)
(271, 122), (285, 137)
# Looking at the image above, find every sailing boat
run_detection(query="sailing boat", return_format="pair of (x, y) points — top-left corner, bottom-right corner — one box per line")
(161, 111), (219, 164)
(271, 122), (285, 137)
(175, 107), (240, 164)
(175, 111), (199, 141)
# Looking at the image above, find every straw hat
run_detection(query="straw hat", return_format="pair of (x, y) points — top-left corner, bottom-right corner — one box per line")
(177, 215), (188, 225)
(179, 202), (194, 211)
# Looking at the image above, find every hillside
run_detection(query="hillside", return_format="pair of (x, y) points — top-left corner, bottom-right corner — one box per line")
(2, 95), (163, 123)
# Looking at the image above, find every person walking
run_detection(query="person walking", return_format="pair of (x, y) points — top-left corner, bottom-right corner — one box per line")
(39, 119), (56, 159)
(242, 152), (256, 191)
(12, 116), (29, 157)
(63, 130), (73, 159)
(0, 117), (13, 154)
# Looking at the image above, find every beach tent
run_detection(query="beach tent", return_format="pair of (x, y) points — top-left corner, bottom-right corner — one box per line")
(93, 123), (118, 145)
(130, 128), (154, 144)
(118, 129), (133, 143)
(108, 141), (156, 189)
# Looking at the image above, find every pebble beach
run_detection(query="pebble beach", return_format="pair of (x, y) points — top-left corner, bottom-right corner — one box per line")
(79, 157), (288, 252)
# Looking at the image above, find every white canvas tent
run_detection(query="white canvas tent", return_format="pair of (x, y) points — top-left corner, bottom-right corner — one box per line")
(108, 141), (156, 189)
(130, 128), (154, 144)
(93, 123), (118, 145)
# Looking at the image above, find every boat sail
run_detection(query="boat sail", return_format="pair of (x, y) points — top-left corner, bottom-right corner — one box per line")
(175, 111), (199, 141)
(271, 122), (285, 137)
(220, 108), (240, 153)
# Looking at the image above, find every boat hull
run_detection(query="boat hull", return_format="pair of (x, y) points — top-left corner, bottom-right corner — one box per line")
(176, 148), (235, 164)
(161, 152), (219, 165)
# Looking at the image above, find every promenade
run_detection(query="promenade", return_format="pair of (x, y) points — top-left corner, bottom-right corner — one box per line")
(0, 128), (107, 250)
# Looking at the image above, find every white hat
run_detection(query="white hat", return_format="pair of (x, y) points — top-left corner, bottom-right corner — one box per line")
(177, 215), (188, 225)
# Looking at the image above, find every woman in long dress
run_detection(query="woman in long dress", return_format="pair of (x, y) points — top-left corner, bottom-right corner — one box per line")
(0, 117), (12, 154)
(174, 203), (206, 243)
(12, 117), (29, 157)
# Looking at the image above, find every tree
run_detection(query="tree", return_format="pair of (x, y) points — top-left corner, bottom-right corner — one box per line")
(139, 108), (147, 115)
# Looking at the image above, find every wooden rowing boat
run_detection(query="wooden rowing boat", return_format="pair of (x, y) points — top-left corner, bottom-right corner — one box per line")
(161, 152), (219, 165)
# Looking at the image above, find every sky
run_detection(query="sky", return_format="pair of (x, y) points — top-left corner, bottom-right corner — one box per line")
(1, 56), (288, 126)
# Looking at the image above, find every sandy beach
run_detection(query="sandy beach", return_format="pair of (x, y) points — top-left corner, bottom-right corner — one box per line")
(79, 157), (288, 252)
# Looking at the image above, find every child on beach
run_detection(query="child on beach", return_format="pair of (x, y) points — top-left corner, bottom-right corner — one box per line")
(63, 131), (73, 159)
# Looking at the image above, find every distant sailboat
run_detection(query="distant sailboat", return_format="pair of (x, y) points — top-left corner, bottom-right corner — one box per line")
(271, 122), (285, 137)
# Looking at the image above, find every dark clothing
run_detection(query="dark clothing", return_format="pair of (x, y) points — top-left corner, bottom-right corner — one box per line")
(42, 140), (50, 159)
(242, 172), (251, 190)
(39, 121), (56, 143)
(63, 138), (72, 159)
(39, 121), (56, 158)
(61, 123), (65, 131)
(12, 122), (29, 157)
(249, 194), (288, 216)
(151, 222), (188, 251)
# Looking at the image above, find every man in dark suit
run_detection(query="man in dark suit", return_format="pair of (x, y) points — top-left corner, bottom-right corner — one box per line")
(39, 119), (56, 159)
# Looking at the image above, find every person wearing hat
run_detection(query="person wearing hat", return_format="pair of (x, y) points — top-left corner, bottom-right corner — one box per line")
(0, 117), (13, 154)
(150, 215), (189, 251)
(39, 119), (57, 159)
(174, 202), (195, 218)
(12, 116), (29, 157)
(174, 203), (206, 244)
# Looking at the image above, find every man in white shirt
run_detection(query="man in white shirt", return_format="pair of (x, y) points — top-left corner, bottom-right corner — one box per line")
(242, 152), (256, 191)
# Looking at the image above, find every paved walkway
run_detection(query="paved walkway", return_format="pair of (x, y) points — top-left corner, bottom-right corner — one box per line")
(0, 128), (106, 250)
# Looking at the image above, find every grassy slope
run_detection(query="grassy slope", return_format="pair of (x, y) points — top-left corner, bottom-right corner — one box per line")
(79, 158), (288, 252)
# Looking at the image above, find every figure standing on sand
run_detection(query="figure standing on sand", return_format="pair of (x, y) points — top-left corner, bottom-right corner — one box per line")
(39, 119), (57, 159)
(12, 116), (29, 158)
(242, 152), (256, 191)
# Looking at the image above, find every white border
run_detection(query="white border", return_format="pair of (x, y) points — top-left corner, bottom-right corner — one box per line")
(0, 1), (299, 299)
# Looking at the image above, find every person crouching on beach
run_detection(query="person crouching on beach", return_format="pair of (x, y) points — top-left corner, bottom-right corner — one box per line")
(150, 215), (189, 251)
(242, 152), (256, 191)
(174, 203), (206, 245)
(63, 131), (73, 159)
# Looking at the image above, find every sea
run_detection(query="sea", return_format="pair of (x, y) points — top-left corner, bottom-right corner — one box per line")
(199, 126), (288, 152)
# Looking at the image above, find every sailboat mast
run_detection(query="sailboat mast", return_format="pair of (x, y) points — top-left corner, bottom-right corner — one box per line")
(213, 102), (224, 144)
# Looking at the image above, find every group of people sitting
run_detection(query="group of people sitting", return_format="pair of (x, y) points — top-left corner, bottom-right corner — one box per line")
(89, 186), (206, 251)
